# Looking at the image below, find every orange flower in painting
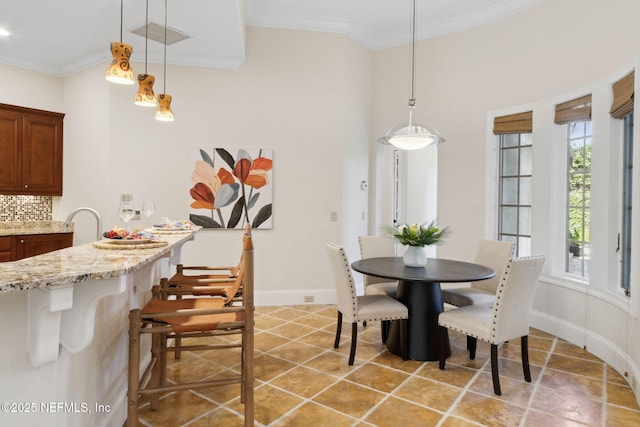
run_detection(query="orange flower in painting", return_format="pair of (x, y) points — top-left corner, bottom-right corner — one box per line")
(190, 161), (235, 209)
(233, 157), (273, 189)
(190, 183), (214, 209)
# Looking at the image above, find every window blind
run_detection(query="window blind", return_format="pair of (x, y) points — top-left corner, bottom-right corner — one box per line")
(493, 111), (532, 134)
(610, 71), (634, 119)
(554, 94), (592, 124)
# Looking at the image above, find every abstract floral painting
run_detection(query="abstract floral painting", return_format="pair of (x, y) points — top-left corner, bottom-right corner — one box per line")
(189, 148), (273, 229)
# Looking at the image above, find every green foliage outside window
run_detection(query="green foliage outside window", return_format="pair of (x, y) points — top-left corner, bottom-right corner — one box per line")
(568, 142), (591, 244)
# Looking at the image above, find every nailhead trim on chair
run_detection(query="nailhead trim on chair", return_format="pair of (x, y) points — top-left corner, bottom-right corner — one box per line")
(490, 262), (510, 339)
(338, 249), (359, 315)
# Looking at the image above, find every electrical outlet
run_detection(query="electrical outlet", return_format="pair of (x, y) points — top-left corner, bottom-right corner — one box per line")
(304, 295), (314, 303)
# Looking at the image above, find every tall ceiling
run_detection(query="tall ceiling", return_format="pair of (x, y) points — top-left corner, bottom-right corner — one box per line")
(0, 0), (541, 77)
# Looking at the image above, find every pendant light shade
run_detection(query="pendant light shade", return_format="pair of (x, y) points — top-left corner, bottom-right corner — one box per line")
(155, 0), (174, 121)
(134, 74), (157, 106)
(106, 42), (134, 84)
(106, 0), (134, 85)
(377, 102), (445, 149)
(155, 94), (174, 121)
(135, 0), (157, 107)
(378, 0), (445, 150)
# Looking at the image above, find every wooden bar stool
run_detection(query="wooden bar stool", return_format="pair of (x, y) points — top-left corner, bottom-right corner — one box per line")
(126, 227), (254, 426)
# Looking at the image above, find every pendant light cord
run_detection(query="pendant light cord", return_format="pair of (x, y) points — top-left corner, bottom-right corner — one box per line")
(163, 0), (167, 93)
(119, 0), (124, 42)
(409, 0), (416, 107)
(144, 0), (149, 74)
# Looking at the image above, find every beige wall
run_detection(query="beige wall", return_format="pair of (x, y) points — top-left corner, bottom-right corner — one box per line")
(0, 64), (63, 111)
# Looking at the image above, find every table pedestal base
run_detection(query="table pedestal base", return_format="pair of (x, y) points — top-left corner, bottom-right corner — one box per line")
(386, 280), (451, 361)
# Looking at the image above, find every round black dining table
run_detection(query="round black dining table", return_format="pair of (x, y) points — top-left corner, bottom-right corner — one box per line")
(351, 257), (495, 361)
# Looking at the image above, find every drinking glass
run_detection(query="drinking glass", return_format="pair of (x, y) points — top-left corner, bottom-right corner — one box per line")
(119, 200), (135, 230)
(142, 201), (155, 228)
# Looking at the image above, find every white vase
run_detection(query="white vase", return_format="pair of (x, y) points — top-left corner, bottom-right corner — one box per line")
(403, 245), (428, 267)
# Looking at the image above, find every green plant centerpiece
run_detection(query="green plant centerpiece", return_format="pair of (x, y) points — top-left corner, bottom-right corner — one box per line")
(387, 220), (451, 267)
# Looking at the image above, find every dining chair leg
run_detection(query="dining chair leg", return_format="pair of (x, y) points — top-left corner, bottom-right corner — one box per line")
(381, 320), (388, 343)
(334, 311), (343, 349)
(348, 322), (358, 365)
(466, 335), (474, 351)
(490, 344), (501, 395)
(521, 336), (532, 382)
(468, 336), (478, 360)
(400, 319), (408, 361)
(438, 326), (448, 370)
(127, 309), (141, 427)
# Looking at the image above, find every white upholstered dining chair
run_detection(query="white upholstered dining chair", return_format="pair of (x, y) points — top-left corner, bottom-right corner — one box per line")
(438, 255), (545, 395)
(358, 235), (398, 298)
(441, 239), (514, 307)
(326, 242), (408, 365)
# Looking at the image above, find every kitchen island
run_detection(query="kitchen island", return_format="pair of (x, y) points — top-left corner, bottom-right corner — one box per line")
(0, 229), (198, 427)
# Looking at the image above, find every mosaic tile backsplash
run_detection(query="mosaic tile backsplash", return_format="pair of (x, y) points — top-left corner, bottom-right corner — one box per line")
(0, 195), (53, 222)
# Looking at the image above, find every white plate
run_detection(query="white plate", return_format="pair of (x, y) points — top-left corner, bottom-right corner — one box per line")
(105, 238), (154, 245)
(151, 226), (189, 232)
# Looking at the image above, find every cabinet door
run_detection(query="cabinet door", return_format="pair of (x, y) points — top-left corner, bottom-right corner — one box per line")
(16, 233), (73, 260)
(22, 113), (63, 195)
(0, 110), (22, 192)
(0, 236), (16, 262)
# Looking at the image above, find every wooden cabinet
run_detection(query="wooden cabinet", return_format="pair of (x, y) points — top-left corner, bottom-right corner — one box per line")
(0, 233), (72, 261)
(0, 103), (64, 195)
(0, 236), (15, 262)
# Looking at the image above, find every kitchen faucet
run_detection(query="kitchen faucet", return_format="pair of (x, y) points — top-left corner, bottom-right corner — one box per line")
(64, 207), (102, 241)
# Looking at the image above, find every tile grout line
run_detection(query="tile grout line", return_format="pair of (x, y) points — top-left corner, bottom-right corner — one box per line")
(518, 336), (558, 427)
(435, 351), (494, 427)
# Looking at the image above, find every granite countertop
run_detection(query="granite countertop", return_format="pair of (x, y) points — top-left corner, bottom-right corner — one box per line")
(0, 230), (197, 294)
(0, 221), (73, 236)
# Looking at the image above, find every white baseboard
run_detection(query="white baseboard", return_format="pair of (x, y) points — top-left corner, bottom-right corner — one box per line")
(255, 289), (336, 306)
(531, 310), (586, 348)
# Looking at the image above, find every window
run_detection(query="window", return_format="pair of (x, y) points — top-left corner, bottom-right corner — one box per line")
(621, 112), (633, 295)
(494, 112), (533, 256)
(498, 133), (532, 256)
(610, 71), (634, 295)
(566, 121), (591, 277)
(554, 94), (592, 278)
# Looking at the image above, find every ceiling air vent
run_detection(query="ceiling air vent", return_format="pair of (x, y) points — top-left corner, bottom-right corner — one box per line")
(131, 22), (189, 45)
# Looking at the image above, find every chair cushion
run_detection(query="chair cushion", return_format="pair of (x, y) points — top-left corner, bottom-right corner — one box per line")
(365, 281), (398, 298)
(354, 295), (408, 323)
(438, 304), (494, 342)
(141, 297), (244, 333)
(441, 287), (495, 307)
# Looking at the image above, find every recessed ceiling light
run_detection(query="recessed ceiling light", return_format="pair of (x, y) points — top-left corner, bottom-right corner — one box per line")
(0, 28), (10, 37)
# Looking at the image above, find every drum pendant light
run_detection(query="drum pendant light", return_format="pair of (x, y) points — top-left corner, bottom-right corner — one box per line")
(155, 0), (174, 121)
(134, 0), (157, 107)
(377, 0), (445, 150)
(105, 0), (134, 85)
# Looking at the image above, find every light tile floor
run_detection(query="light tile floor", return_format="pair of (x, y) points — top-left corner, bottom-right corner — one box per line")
(136, 304), (640, 426)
